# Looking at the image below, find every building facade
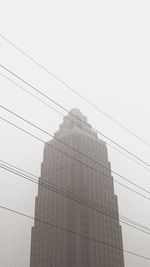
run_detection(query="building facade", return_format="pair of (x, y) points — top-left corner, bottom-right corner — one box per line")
(30, 109), (125, 267)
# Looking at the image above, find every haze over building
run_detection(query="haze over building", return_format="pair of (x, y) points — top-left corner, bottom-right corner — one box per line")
(30, 108), (125, 267)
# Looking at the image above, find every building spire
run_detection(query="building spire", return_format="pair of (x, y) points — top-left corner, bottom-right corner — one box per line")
(54, 108), (97, 139)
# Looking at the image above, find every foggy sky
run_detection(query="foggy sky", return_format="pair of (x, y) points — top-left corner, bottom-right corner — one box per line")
(0, 1), (150, 266)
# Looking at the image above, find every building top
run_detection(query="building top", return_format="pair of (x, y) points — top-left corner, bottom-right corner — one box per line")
(54, 108), (98, 139)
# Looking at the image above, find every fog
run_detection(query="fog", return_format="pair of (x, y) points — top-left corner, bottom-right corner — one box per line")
(0, 1), (150, 266)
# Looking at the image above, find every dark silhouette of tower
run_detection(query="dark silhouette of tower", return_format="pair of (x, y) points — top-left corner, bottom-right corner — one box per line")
(30, 109), (124, 267)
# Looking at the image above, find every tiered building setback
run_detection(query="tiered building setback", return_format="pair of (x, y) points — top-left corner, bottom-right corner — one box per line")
(30, 109), (125, 267)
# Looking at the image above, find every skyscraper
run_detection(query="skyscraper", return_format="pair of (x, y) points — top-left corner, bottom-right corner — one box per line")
(30, 109), (125, 267)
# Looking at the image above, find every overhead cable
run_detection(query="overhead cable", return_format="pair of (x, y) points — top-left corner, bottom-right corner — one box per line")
(0, 33), (149, 148)
(0, 203), (150, 261)
(1, 115), (150, 202)
(1, 160), (150, 235)
(0, 64), (150, 170)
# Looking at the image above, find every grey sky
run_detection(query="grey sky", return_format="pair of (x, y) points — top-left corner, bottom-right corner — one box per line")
(0, 1), (150, 266)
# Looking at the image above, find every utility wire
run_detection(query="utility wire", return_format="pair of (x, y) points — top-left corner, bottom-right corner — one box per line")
(1, 160), (150, 235)
(0, 33), (149, 148)
(1, 71), (150, 174)
(0, 34), (150, 262)
(2, 159), (150, 233)
(1, 159), (149, 232)
(1, 64), (150, 170)
(1, 115), (150, 203)
(1, 104), (150, 197)
(0, 203), (150, 261)
(0, 72), (64, 119)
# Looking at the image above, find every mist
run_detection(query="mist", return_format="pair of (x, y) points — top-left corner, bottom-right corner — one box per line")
(0, 1), (150, 266)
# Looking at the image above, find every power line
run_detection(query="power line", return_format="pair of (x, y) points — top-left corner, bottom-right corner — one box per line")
(1, 104), (150, 197)
(0, 203), (150, 261)
(2, 159), (149, 232)
(0, 33), (149, 148)
(1, 71), (150, 174)
(1, 115), (150, 203)
(1, 64), (150, 170)
(2, 159), (150, 233)
(0, 34), (149, 262)
(0, 72), (65, 119)
(1, 160), (150, 235)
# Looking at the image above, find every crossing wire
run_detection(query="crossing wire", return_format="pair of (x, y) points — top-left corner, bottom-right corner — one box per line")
(1, 115), (150, 203)
(1, 104), (150, 197)
(1, 161), (150, 235)
(0, 33), (149, 148)
(0, 204), (150, 261)
(1, 64), (150, 170)
(1, 71), (150, 175)
(1, 33), (150, 264)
